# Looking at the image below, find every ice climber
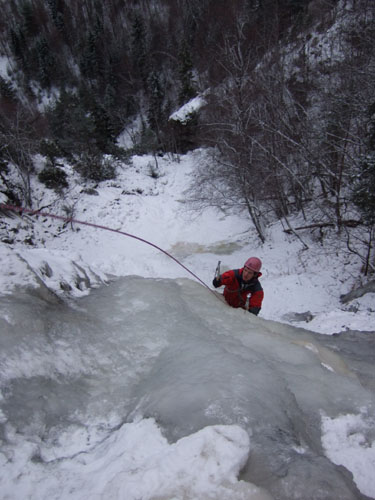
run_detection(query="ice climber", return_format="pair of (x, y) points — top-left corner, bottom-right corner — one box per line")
(212, 257), (264, 316)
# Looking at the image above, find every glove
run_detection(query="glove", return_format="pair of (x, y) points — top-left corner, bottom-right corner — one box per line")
(212, 277), (221, 288)
(248, 306), (260, 316)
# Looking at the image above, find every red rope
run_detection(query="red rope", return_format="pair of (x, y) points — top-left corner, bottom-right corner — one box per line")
(0, 203), (218, 296)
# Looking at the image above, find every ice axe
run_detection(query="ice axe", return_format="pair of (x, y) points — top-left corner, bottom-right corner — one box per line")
(215, 260), (221, 280)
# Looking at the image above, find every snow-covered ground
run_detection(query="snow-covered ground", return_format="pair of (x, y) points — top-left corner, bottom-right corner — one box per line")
(1, 149), (375, 500)
(1, 149), (374, 333)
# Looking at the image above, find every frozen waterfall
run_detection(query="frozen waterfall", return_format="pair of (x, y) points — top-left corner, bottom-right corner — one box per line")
(0, 277), (374, 500)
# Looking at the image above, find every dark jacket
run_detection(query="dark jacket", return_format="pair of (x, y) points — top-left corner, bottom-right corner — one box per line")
(213, 268), (264, 315)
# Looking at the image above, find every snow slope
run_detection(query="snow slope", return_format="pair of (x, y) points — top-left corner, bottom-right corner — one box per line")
(1, 149), (374, 333)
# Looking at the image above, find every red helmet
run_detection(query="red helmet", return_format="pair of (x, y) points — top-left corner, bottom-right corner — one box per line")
(244, 257), (262, 273)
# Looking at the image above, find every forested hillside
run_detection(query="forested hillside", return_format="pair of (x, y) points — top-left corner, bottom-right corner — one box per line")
(0, 0), (374, 274)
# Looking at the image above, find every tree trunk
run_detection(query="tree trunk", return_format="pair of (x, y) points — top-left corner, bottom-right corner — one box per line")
(244, 195), (265, 243)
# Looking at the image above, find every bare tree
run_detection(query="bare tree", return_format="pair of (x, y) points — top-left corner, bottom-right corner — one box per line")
(192, 20), (272, 242)
(0, 106), (42, 207)
(193, 21), (316, 242)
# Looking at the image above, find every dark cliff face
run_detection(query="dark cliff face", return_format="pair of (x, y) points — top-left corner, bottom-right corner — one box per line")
(0, 0), (342, 142)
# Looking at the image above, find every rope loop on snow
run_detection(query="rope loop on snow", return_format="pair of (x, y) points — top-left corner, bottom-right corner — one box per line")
(0, 203), (219, 298)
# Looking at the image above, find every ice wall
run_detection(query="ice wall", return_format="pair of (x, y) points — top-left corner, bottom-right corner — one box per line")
(0, 277), (374, 499)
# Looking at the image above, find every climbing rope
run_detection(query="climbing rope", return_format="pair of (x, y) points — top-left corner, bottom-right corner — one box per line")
(0, 203), (219, 297)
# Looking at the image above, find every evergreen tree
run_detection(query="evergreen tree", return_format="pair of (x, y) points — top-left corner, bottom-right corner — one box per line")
(91, 103), (116, 152)
(35, 36), (56, 87)
(147, 71), (165, 137)
(131, 14), (149, 87)
(47, 90), (95, 155)
(80, 31), (100, 79)
(9, 27), (27, 63)
(104, 83), (116, 111)
(46, 0), (65, 33)
(177, 40), (197, 105)
(20, 1), (38, 37)
(0, 77), (16, 100)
